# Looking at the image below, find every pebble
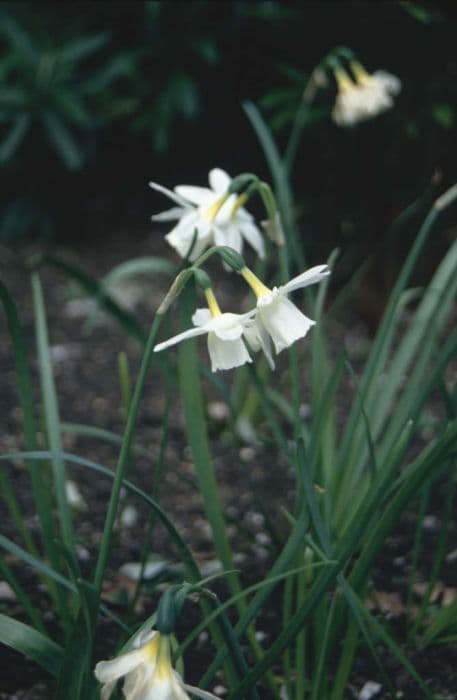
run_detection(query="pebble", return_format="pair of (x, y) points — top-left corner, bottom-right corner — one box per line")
(358, 681), (382, 700)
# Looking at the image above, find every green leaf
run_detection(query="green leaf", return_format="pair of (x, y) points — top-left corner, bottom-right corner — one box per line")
(102, 256), (176, 289)
(0, 114), (30, 162)
(0, 614), (63, 677)
(38, 254), (147, 345)
(432, 103), (455, 129)
(0, 14), (38, 64)
(58, 33), (110, 64)
(400, 1), (443, 24)
(41, 111), (84, 170)
(32, 273), (74, 551)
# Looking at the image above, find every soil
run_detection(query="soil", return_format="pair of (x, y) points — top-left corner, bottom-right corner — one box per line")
(0, 231), (456, 700)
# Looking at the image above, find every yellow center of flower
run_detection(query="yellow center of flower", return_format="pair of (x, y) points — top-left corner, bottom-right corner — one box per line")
(241, 267), (271, 299)
(334, 67), (355, 93)
(230, 193), (248, 219)
(201, 193), (230, 222)
(155, 635), (174, 681)
(205, 288), (222, 317)
(144, 634), (160, 661)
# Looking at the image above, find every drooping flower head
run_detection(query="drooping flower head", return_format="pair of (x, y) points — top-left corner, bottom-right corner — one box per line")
(154, 286), (256, 372)
(94, 628), (217, 700)
(241, 265), (331, 354)
(150, 168), (265, 261)
(332, 62), (401, 126)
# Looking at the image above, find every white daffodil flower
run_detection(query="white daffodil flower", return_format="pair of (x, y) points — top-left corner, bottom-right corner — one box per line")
(150, 168), (265, 261)
(95, 628), (218, 700)
(154, 288), (255, 372)
(241, 265), (330, 354)
(332, 64), (401, 127)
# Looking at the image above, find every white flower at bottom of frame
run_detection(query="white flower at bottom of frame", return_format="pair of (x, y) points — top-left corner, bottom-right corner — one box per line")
(94, 629), (218, 700)
(243, 265), (330, 354)
(153, 308), (256, 372)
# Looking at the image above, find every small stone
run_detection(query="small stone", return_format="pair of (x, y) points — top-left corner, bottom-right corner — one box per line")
(65, 480), (87, 510)
(423, 515), (440, 532)
(239, 446), (256, 462)
(358, 681), (382, 700)
(120, 505), (138, 528)
(446, 548), (457, 563)
(207, 401), (229, 422)
(0, 581), (16, 601)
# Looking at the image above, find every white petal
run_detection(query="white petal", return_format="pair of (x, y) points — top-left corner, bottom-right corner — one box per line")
(373, 70), (401, 95)
(182, 682), (220, 699)
(192, 308), (211, 326)
(243, 321), (275, 369)
(151, 206), (186, 222)
(100, 680), (116, 700)
(214, 194), (237, 224)
(175, 185), (214, 205)
(207, 333), (252, 371)
(257, 296), (315, 354)
(123, 666), (150, 700)
(214, 224), (242, 254)
(280, 265), (330, 294)
(208, 168), (231, 193)
(207, 311), (255, 340)
(154, 325), (210, 353)
(149, 182), (190, 207)
(239, 219), (265, 258)
(94, 648), (147, 684)
(165, 213), (212, 259)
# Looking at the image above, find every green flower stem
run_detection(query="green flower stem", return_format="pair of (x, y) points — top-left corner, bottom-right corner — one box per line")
(125, 363), (173, 628)
(243, 101), (305, 272)
(93, 313), (162, 593)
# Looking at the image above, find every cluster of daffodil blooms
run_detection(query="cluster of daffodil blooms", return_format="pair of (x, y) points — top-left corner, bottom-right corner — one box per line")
(150, 168), (266, 262)
(153, 260), (330, 372)
(331, 58), (401, 126)
(148, 168), (330, 372)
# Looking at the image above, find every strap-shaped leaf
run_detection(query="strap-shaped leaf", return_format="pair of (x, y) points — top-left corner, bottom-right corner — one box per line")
(0, 614), (63, 677)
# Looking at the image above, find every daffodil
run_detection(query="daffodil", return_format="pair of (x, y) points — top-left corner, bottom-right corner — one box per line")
(241, 265), (330, 354)
(154, 288), (256, 371)
(150, 168), (265, 261)
(94, 628), (217, 700)
(332, 64), (401, 126)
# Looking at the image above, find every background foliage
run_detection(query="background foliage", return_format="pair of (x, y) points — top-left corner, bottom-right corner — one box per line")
(0, 1), (456, 267)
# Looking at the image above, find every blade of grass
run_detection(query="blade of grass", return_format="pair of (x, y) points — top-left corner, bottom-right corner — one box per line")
(335, 185), (457, 509)
(0, 280), (57, 562)
(32, 273), (74, 551)
(0, 614), (63, 677)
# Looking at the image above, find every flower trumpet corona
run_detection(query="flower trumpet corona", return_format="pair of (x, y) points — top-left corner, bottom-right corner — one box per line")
(241, 265), (330, 354)
(154, 288), (256, 371)
(150, 168), (265, 261)
(94, 628), (218, 700)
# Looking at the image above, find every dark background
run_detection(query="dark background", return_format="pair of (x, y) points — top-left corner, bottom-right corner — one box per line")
(1, 1), (456, 275)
